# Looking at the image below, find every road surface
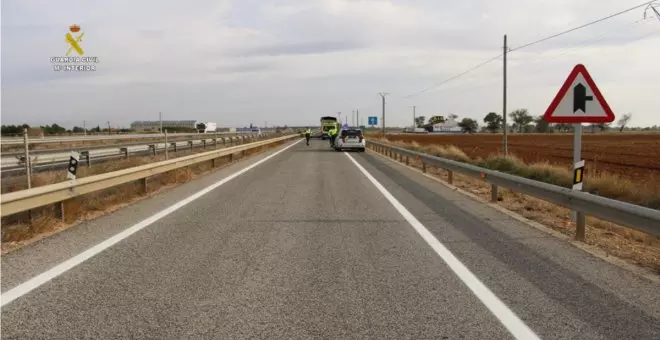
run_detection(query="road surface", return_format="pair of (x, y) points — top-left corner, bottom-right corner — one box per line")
(2, 139), (658, 339)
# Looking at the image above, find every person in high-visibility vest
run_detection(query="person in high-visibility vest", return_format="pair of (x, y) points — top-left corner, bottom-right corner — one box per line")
(304, 128), (311, 146)
(328, 126), (336, 147)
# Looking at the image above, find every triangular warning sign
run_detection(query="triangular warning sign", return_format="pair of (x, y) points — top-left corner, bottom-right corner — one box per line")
(543, 64), (615, 123)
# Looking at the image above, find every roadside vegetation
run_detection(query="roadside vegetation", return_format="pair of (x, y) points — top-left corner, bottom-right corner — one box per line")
(371, 138), (660, 273)
(376, 138), (659, 209)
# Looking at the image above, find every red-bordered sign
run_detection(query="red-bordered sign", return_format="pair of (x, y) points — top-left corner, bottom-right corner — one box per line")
(543, 64), (615, 123)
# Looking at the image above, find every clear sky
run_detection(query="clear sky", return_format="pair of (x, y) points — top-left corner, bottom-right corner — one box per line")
(2, 0), (659, 129)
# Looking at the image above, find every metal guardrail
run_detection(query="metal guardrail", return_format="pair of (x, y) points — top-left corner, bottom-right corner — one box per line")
(0, 132), (240, 145)
(1, 135), (297, 218)
(367, 140), (660, 238)
(1, 134), (267, 157)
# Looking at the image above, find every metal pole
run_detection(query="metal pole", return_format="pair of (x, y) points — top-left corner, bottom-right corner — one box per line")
(413, 105), (416, 129)
(107, 121), (111, 135)
(379, 92), (388, 136)
(382, 95), (385, 135)
(164, 129), (169, 160)
(503, 34), (508, 157)
(573, 123), (586, 241)
(83, 120), (87, 136)
(356, 109), (359, 127)
(23, 128), (31, 189)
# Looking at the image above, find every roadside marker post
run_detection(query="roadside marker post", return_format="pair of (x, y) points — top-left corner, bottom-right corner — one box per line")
(573, 160), (585, 191)
(67, 151), (81, 181)
(544, 64), (615, 241)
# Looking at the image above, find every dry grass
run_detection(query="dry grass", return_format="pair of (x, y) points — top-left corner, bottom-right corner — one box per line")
(1, 139), (285, 250)
(382, 139), (659, 209)
(375, 142), (660, 273)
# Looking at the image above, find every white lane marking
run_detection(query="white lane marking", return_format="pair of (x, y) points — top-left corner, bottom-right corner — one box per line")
(1, 139), (302, 308)
(344, 153), (541, 340)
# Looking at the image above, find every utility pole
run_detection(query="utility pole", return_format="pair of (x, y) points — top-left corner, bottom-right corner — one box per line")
(356, 109), (359, 128)
(159, 112), (163, 134)
(378, 92), (388, 136)
(107, 121), (111, 135)
(412, 105), (416, 129)
(83, 120), (87, 135)
(23, 128), (31, 189)
(352, 110), (355, 126)
(503, 34), (508, 157)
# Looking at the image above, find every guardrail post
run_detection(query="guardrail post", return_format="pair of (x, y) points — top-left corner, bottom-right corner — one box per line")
(81, 151), (91, 168)
(422, 161), (426, 173)
(405, 155), (409, 165)
(223, 137), (227, 146)
(121, 147), (129, 159)
(576, 215), (586, 241)
(211, 158), (216, 168)
(149, 144), (156, 157)
(141, 177), (148, 193)
(188, 141), (193, 151)
(228, 153), (233, 163)
(171, 143), (177, 152)
(448, 170), (453, 184)
(491, 184), (498, 202)
(202, 140), (207, 149)
(55, 201), (65, 220)
(213, 139), (217, 149)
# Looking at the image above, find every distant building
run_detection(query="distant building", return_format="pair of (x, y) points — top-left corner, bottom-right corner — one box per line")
(131, 120), (197, 132)
(432, 117), (462, 133)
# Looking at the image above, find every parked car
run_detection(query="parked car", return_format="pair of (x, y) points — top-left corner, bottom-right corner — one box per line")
(334, 128), (365, 152)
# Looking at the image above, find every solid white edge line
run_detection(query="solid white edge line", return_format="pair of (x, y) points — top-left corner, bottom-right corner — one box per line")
(344, 152), (542, 340)
(1, 139), (302, 308)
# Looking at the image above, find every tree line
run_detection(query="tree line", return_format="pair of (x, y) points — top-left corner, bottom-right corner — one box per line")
(411, 109), (637, 133)
(1, 124), (132, 136)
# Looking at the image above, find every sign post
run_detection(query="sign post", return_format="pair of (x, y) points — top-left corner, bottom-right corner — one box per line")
(543, 64), (615, 241)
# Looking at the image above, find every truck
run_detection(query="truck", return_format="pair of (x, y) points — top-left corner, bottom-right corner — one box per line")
(319, 116), (338, 140)
(197, 122), (217, 133)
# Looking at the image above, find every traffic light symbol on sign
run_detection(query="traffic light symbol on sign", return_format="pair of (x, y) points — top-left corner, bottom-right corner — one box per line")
(67, 151), (80, 180)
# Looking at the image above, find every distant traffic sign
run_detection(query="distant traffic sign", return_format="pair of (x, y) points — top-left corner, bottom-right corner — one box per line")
(368, 116), (378, 126)
(543, 64), (615, 123)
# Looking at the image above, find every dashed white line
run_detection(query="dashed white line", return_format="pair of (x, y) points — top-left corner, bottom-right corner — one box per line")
(1, 139), (301, 308)
(344, 152), (541, 340)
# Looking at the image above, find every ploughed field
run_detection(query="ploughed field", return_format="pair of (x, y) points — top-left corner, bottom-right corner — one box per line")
(381, 133), (660, 180)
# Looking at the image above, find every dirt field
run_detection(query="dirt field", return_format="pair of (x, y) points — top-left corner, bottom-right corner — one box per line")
(381, 133), (660, 181)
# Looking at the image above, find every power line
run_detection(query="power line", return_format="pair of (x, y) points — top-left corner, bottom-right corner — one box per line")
(509, 1), (656, 52)
(400, 54), (502, 99)
(397, 1), (654, 100)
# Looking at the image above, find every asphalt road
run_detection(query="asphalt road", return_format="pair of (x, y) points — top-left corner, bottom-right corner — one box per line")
(1, 139), (658, 339)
